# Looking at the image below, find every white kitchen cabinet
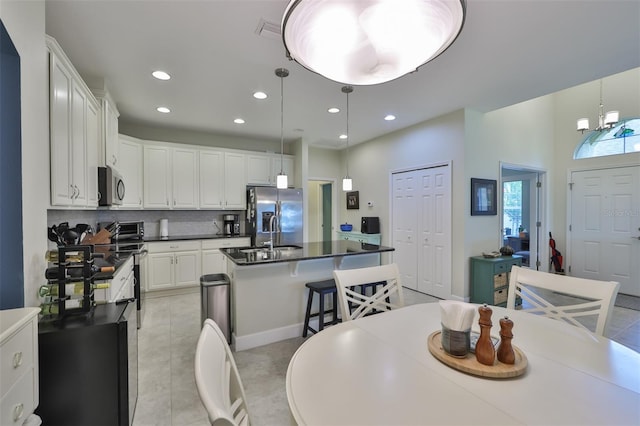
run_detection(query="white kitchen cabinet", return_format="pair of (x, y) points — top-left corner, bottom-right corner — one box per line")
(144, 143), (199, 209)
(118, 135), (143, 208)
(143, 144), (172, 208)
(86, 99), (99, 207)
(91, 89), (120, 170)
(144, 241), (201, 291)
(94, 256), (134, 302)
(246, 154), (272, 185)
(103, 97), (119, 169)
(48, 36), (100, 207)
(200, 151), (248, 210)
(0, 308), (39, 426)
(247, 153), (294, 186)
(224, 152), (247, 209)
(271, 155), (294, 185)
(199, 149), (225, 208)
(172, 147), (199, 209)
(202, 237), (250, 275)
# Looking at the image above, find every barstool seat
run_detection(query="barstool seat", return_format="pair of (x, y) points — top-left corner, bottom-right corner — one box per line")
(303, 279), (340, 337)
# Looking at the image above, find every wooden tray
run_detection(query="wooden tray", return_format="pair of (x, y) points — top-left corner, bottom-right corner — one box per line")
(428, 331), (527, 378)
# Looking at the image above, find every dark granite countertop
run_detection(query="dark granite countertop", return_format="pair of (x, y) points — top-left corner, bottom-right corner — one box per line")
(143, 234), (251, 242)
(221, 240), (394, 266)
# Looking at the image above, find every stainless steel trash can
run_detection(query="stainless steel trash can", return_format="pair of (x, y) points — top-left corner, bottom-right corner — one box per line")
(200, 273), (231, 343)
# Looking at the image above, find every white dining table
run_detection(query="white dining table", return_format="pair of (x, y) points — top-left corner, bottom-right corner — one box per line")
(286, 303), (640, 425)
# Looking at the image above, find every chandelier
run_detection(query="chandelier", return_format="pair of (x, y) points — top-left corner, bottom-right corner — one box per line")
(281, 0), (466, 86)
(577, 79), (619, 134)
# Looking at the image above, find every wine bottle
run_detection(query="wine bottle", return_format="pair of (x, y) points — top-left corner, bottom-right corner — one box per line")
(45, 250), (85, 263)
(44, 264), (115, 280)
(40, 298), (84, 315)
(39, 282), (110, 297)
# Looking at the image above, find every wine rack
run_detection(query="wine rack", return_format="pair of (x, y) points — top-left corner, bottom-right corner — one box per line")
(41, 245), (96, 318)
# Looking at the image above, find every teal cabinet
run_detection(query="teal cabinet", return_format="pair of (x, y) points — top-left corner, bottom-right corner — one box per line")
(470, 255), (522, 307)
(336, 231), (381, 245)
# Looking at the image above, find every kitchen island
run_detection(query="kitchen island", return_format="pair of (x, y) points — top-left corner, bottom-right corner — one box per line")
(221, 241), (394, 350)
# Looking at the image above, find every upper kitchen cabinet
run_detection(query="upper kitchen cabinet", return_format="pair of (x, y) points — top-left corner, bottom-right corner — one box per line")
(247, 153), (294, 186)
(91, 89), (120, 170)
(47, 36), (100, 208)
(200, 149), (247, 209)
(143, 142), (199, 209)
(118, 135), (143, 208)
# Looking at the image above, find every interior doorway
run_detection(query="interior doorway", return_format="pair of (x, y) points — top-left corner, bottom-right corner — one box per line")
(500, 163), (547, 271)
(307, 179), (335, 243)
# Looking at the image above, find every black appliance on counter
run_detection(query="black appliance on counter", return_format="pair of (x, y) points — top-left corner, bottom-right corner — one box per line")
(36, 300), (137, 426)
(361, 217), (380, 234)
(223, 214), (240, 235)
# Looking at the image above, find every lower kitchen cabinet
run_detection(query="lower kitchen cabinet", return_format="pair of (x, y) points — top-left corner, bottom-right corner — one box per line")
(145, 241), (201, 291)
(0, 308), (39, 426)
(202, 237), (250, 275)
(470, 255), (523, 307)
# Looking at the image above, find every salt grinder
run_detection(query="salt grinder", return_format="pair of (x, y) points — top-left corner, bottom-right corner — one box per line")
(497, 316), (516, 364)
(475, 304), (496, 366)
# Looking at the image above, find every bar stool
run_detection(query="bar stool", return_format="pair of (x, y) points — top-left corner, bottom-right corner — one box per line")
(302, 279), (340, 337)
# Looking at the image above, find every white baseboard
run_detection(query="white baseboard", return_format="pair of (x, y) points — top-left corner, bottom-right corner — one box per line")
(233, 323), (303, 351)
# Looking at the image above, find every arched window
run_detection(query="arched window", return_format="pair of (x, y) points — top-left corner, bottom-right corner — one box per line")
(574, 117), (640, 159)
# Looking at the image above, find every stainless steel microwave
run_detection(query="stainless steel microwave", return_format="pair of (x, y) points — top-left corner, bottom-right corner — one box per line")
(98, 166), (125, 206)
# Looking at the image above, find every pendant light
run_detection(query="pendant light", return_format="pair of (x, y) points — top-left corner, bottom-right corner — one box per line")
(282, 0), (466, 85)
(577, 79), (619, 133)
(276, 68), (289, 189)
(342, 85), (353, 191)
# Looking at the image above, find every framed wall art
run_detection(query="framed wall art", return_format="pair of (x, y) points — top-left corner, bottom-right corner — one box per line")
(346, 191), (359, 210)
(471, 178), (497, 216)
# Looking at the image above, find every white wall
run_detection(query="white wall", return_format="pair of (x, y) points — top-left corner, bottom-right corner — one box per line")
(1, 0), (49, 307)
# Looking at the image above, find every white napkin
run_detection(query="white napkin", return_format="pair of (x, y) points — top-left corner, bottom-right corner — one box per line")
(439, 300), (476, 331)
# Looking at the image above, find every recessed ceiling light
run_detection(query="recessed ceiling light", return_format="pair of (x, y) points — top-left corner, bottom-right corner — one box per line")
(152, 70), (171, 80)
(234, 118), (245, 124)
(253, 91), (267, 100)
(328, 107), (340, 114)
(339, 134), (347, 140)
(156, 106), (170, 113)
(384, 114), (396, 121)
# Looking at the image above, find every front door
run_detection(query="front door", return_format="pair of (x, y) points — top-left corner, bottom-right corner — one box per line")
(570, 166), (640, 296)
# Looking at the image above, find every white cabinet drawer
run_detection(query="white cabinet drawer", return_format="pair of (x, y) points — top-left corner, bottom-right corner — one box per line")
(0, 323), (34, 398)
(0, 369), (35, 426)
(147, 240), (201, 253)
(202, 237), (250, 250)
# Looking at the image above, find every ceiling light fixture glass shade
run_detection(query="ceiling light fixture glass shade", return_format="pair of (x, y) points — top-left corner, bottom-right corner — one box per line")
(282, 0), (466, 85)
(276, 68), (289, 189)
(342, 85), (354, 191)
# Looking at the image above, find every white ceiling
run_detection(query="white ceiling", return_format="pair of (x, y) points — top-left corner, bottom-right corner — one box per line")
(44, 0), (640, 149)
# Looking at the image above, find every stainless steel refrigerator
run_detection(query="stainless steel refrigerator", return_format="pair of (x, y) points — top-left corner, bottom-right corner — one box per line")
(247, 186), (303, 247)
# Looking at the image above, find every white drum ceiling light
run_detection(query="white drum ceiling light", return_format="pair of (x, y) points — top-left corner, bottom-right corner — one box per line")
(281, 0), (466, 86)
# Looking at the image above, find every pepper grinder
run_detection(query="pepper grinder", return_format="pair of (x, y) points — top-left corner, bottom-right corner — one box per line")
(497, 316), (516, 364)
(475, 304), (496, 366)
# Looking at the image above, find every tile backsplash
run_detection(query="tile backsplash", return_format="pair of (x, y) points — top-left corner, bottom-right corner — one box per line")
(47, 209), (245, 240)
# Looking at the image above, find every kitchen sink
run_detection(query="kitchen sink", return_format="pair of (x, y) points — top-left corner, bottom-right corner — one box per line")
(273, 245), (303, 251)
(240, 245), (302, 254)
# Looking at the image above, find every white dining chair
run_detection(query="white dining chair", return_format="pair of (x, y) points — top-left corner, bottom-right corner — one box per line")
(507, 266), (620, 336)
(195, 319), (250, 426)
(333, 263), (405, 321)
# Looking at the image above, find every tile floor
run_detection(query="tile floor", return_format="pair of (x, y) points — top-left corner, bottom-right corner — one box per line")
(133, 288), (640, 426)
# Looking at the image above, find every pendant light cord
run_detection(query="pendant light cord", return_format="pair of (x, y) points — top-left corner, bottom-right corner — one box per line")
(342, 85), (353, 177)
(280, 71), (284, 173)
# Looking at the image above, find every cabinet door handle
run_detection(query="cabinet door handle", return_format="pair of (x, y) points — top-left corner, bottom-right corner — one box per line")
(13, 403), (24, 422)
(139, 198), (142, 206)
(12, 351), (23, 368)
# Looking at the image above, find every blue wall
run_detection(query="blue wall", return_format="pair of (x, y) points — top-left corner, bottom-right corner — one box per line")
(0, 19), (25, 309)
